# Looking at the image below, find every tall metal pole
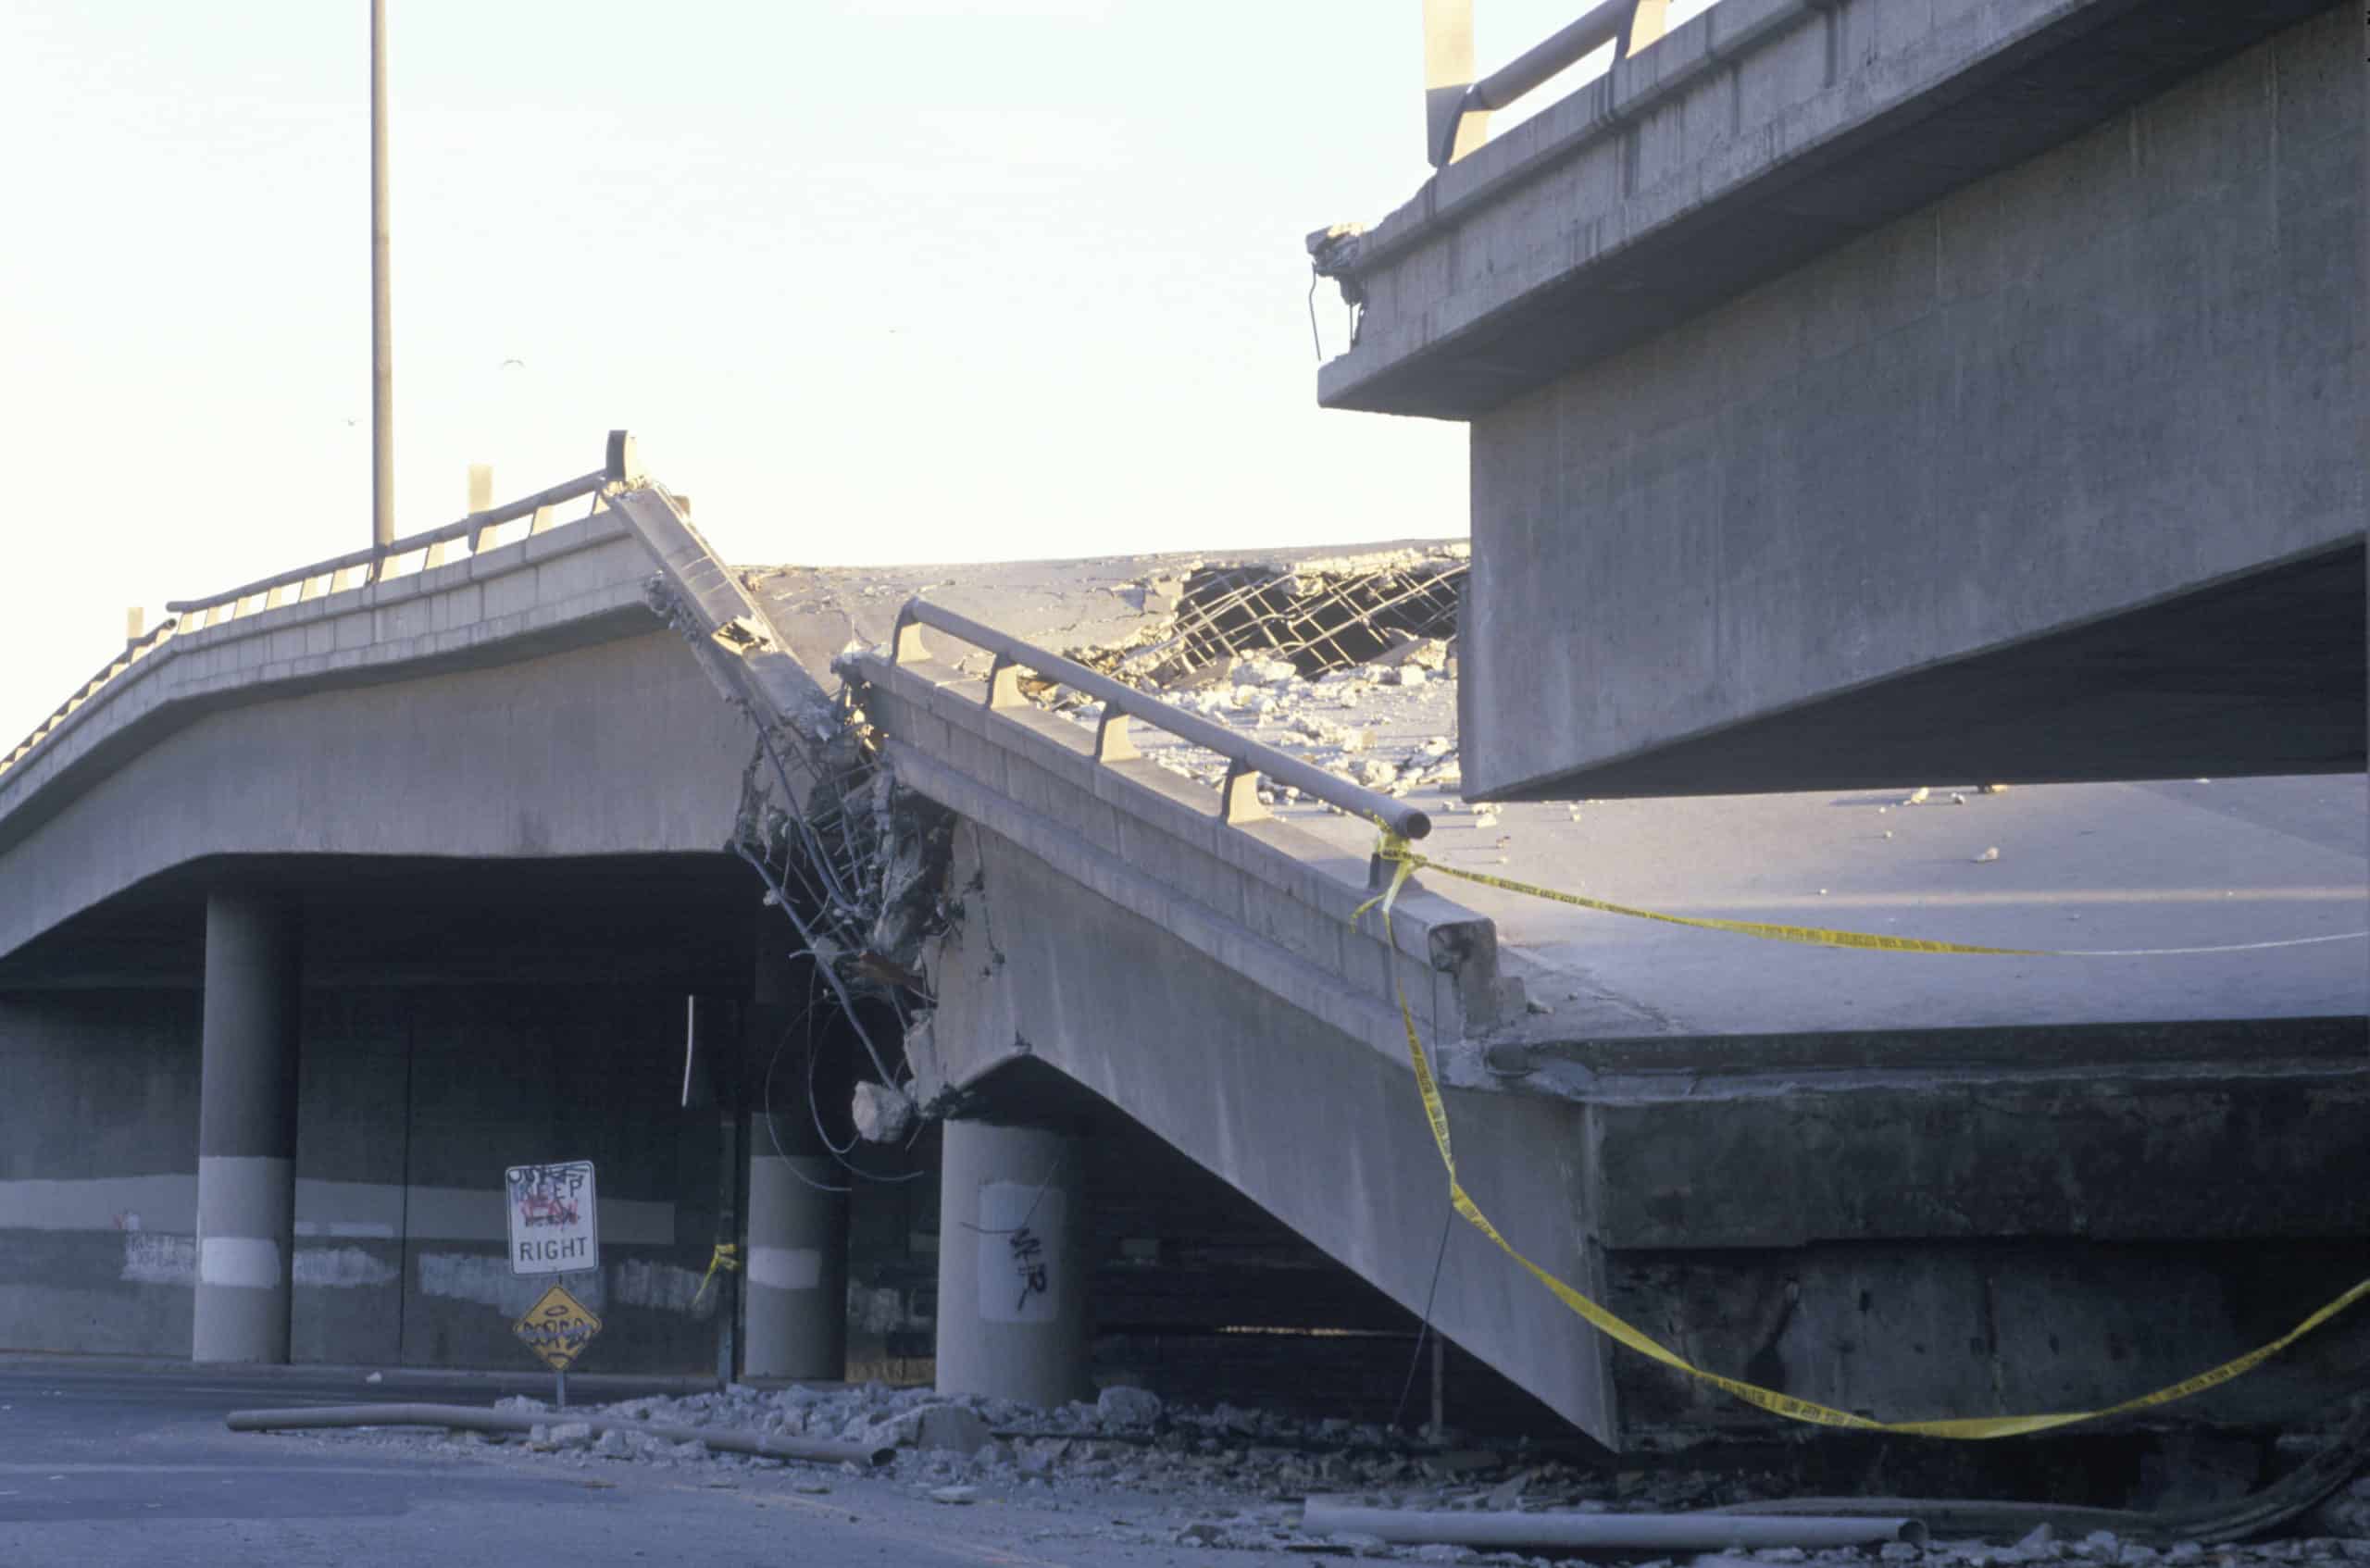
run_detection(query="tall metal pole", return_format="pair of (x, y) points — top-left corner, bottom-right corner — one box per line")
(369, 0), (394, 549)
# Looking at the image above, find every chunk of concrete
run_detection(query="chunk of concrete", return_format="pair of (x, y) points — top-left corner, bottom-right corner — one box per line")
(851, 1080), (916, 1143)
(1096, 1385), (1163, 1427)
(867, 1400), (992, 1456)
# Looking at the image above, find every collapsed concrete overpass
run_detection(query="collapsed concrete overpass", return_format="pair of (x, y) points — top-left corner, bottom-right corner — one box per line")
(2, 442), (2363, 1452)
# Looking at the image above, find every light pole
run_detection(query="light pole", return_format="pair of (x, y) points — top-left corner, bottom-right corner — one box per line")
(369, 0), (394, 549)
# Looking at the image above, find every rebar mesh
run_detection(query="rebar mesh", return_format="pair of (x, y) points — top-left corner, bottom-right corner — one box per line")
(1078, 556), (1466, 689)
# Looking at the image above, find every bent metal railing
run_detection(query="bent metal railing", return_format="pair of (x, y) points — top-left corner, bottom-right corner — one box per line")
(885, 598), (1433, 847)
(1, 431), (643, 786)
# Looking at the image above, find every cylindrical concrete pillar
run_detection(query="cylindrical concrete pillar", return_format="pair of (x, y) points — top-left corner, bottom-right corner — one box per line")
(193, 891), (300, 1363)
(934, 1121), (1090, 1408)
(741, 940), (852, 1381)
(743, 1150), (848, 1380)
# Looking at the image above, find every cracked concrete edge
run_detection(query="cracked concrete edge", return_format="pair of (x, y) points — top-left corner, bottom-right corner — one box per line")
(607, 487), (838, 741)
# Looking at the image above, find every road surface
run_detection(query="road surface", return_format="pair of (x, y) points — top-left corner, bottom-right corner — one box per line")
(0, 1358), (1270, 1567)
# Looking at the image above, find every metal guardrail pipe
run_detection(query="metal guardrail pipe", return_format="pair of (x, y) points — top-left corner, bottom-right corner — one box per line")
(1430, 0), (1658, 167)
(1469, 0), (1633, 111)
(1302, 1499), (1926, 1552)
(887, 599), (1433, 842)
(1, 620), (179, 775)
(165, 466), (609, 616)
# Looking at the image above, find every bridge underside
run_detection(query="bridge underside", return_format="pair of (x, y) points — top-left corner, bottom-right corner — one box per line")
(1478, 537), (2365, 801)
(0, 852), (768, 1371)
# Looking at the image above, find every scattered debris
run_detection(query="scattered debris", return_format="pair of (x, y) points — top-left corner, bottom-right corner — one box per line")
(268, 1382), (2370, 1564)
(1098, 1387), (1164, 1428)
(850, 1081), (917, 1144)
(867, 1401), (992, 1456)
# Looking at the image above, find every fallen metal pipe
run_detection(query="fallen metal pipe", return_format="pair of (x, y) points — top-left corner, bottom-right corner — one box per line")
(1302, 1497), (1925, 1551)
(1701, 1394), (2370, 1545)
(224, 1402), (892, 1469)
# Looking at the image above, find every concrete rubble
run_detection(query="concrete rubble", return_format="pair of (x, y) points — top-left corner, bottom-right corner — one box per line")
(295, 1383), (2370, 1566)
(1029, 639), (1465, 813)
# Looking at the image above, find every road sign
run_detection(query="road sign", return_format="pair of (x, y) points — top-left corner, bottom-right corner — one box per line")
(512, 1282), (603, 1373)
(505, 1160), (597, 1276)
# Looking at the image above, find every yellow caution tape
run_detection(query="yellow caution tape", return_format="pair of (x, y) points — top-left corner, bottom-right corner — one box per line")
(692, 1241), (741, 1310)
(1358, 832), (2370, 1438)
(1366, 833), (2368, 958)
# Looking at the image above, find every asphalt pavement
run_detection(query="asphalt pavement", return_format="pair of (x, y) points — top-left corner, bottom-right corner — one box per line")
(0, 1357), (1254, 1567)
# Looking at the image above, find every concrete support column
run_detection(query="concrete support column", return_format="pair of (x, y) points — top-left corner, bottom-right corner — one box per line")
(193, 891), (300, 1363)
(741, 940), (848, 1380)
(743, 1149), (848, 1379)
(934, 1121), (1090, 1408)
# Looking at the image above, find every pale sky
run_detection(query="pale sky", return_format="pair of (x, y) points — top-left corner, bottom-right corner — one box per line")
(0, 1), (1711, 744)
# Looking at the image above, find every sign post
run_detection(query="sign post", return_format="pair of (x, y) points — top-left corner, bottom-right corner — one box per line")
(506, 1160), (601, 1407)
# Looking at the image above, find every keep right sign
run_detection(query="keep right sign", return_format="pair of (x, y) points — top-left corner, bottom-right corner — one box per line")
(505, 1160), (598, 1276)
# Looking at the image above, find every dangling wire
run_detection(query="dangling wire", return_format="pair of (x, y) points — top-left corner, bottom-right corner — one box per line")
(1391, 1212), (1454, 1431)
(759, 992), (850, 1195)
(732, 839), (900, 1088)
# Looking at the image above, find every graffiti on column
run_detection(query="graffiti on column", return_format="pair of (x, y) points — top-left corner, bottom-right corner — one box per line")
(978, 1181), (1062, 1325)
(1007, 1224), (1049, 1313)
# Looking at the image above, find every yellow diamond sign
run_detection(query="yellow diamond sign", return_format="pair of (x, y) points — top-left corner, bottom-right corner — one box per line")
(513, 1282), (603, 1372)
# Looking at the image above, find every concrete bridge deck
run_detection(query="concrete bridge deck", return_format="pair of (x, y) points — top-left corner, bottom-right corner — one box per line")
(768, 551), (2367, 1039)
(771, 542), (2368, 1446)
(2, 466), (2362, 1450)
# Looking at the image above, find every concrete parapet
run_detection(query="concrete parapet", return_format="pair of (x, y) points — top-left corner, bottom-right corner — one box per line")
(853, 649), (1517, 1064)
(0, 623), (750, 970)
(1319, 0), (2335, 418)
